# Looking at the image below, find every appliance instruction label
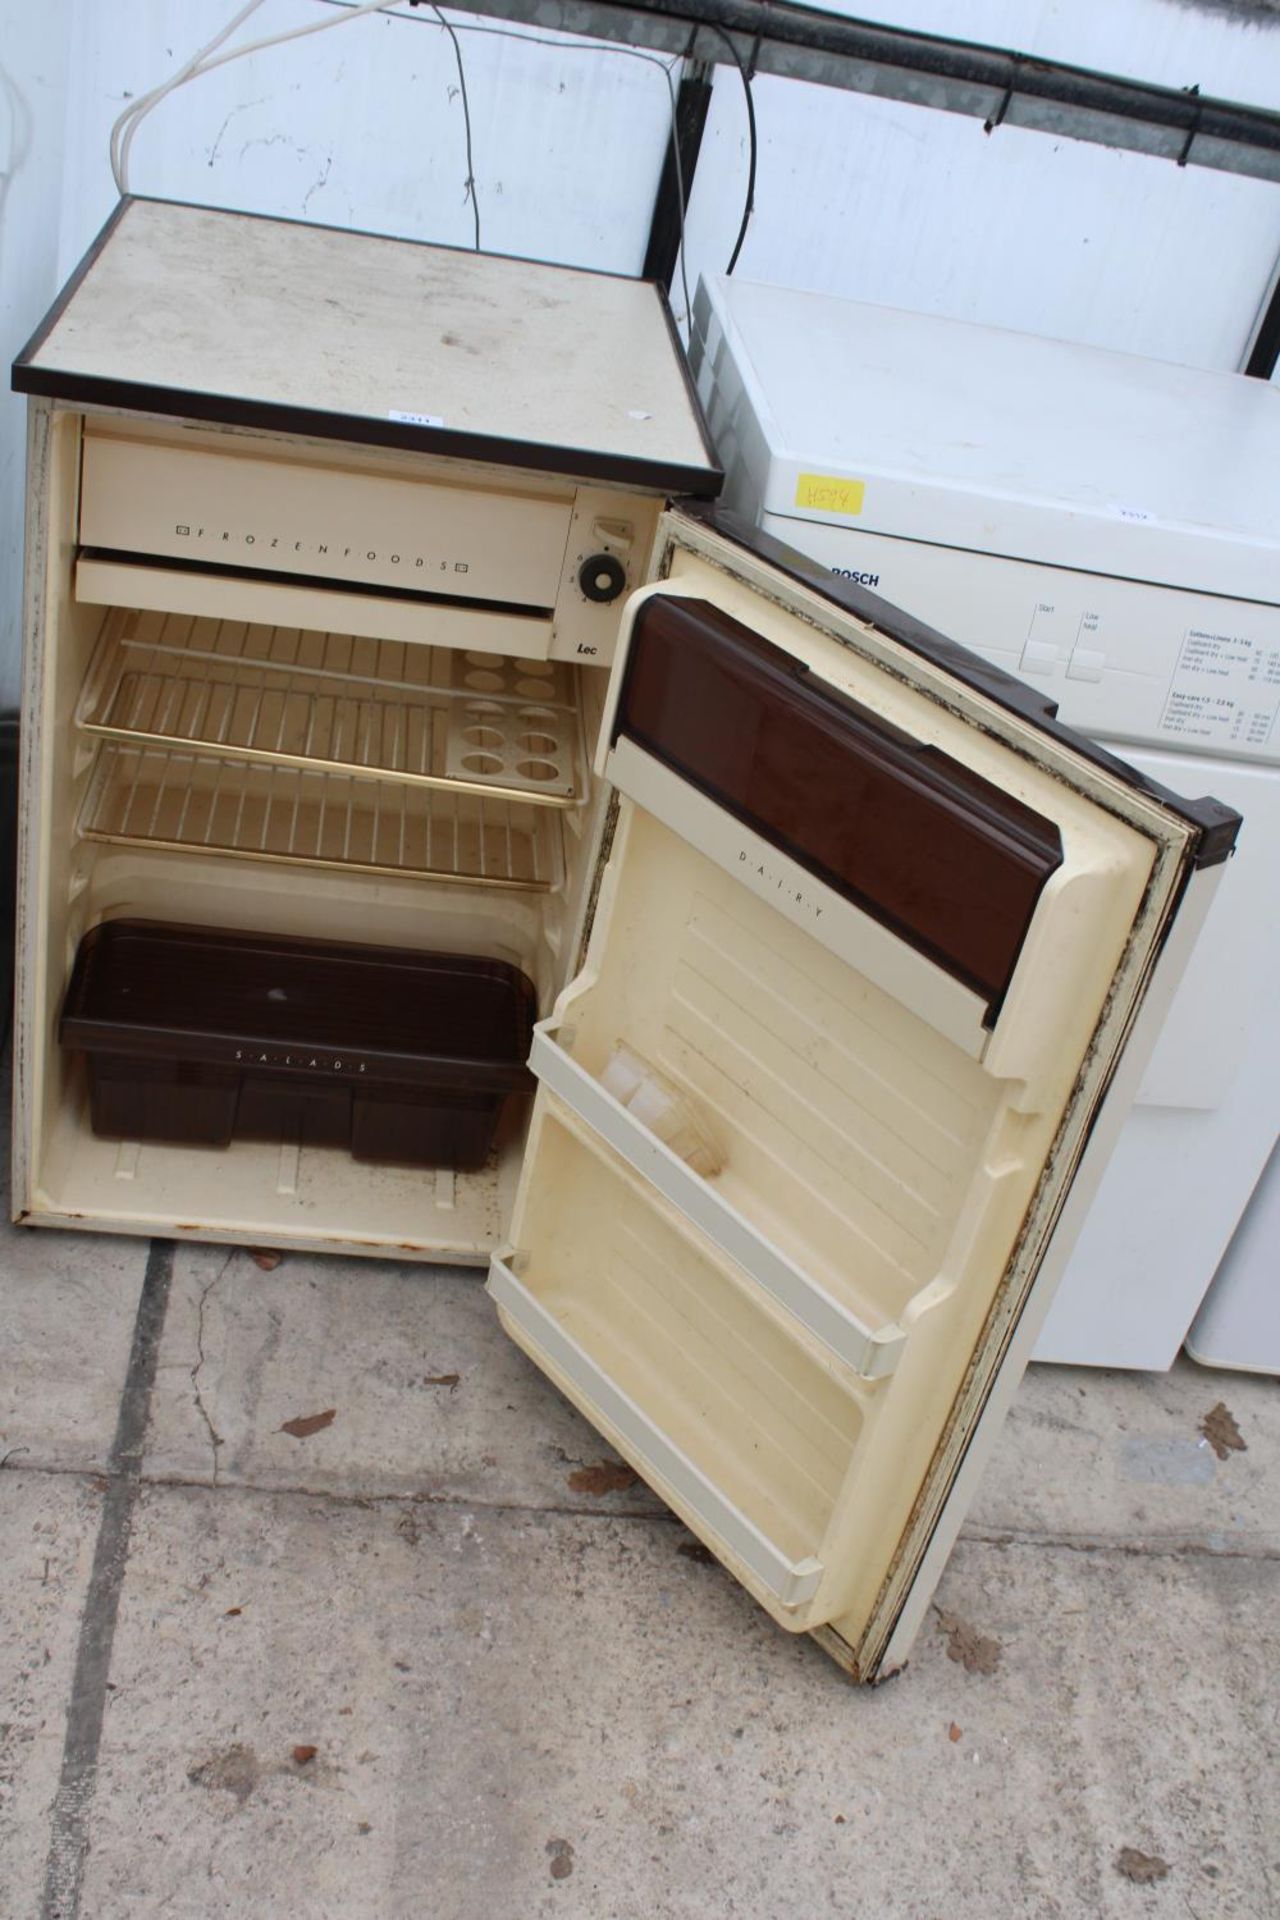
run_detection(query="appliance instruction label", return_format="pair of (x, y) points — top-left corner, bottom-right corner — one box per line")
(1160, 627), (1280, 750)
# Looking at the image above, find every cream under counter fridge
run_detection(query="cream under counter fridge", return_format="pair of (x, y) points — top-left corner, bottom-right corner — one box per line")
(11, 198), (1238, 1678)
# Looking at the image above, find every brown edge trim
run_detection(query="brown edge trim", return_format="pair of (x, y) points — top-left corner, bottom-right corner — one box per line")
(14, 364), (724, 499)
(11, 195), (724, 499)
(675, 502), (1242, 867)
(12, 196), (133, 374)
(123, 190), (676, 290)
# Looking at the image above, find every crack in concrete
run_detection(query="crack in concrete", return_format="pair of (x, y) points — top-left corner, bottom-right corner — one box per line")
(6, 1459), (1279, 1562)
(959, 1522), (1279, 1561)
(190, 1255), (234, 1487)
(39, 1242), (175, 1920)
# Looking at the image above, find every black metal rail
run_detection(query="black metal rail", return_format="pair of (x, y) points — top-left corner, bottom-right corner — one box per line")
(641, 55), (714, 284)
(454, 0), (1280, 181)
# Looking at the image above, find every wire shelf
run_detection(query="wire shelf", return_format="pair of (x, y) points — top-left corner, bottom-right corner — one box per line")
(79, 743), (563, 891)
(78, 610), (585, 806)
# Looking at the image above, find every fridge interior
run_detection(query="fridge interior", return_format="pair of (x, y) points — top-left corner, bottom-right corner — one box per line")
(23, 411), (611, 1258)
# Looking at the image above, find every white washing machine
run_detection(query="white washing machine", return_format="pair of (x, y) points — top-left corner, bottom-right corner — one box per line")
(691, 277), (1280, 1371)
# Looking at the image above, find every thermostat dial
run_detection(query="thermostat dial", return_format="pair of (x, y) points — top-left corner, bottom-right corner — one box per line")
(578, 552), (627, 603)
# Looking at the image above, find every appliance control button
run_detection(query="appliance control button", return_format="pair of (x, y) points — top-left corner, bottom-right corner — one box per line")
(1019, 639), (1059, 676)
(1067, 647), (1106, 683)
(579, 552), (627, 602)
(592, 516), (635, 553)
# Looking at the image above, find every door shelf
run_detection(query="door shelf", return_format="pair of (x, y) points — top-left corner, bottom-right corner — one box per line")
(530, 1019), (907, 1380)
(489, 1256), (826, 1612)
(78, 610), (586, 805)
(492, 1101), (867, 1625)
(79, 742), (563, 890)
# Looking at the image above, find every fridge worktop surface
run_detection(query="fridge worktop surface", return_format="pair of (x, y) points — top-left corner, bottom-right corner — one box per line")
(14, 196), (722, 495)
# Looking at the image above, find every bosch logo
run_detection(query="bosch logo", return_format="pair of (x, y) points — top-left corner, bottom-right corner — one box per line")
(831, 567), (880, 588)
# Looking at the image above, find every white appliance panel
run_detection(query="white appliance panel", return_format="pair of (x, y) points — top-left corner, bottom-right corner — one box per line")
(695, 275), (1280, 602)
(695, 274), (1279, 1371)
(757, 516), (1280, 766)
(1034, 748), (1280, 1368)
(1187, 1141), (1280, 1376)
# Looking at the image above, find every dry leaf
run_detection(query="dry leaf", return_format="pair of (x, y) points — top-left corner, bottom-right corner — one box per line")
(1200, 1402), (1246, 1461)
(948, 1722), (963, 1743)
(292, 1744), (318, 1766)
(546, 1839), (575, 1881)
(936, 1610), (1001, 1675)
(188, 1743), (261, 1803)
(279, 1409), (336, 1439)
(421, 1373), (461, 1391)
(246, 1247), (283, 1271)
(568, 1461), (640, 1496)
(1115, 1848), (1169, 1884)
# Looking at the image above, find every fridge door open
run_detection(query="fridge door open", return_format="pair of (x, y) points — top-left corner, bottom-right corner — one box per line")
(487, 505), (1238, 1680)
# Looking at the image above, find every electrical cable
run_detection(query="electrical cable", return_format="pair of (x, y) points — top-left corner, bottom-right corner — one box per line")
(324, 0), (693, 324)
(421, 14), (692, 326)
(403, 9), (750, 288)
(428, 5), (481, 250)
(705, 24), (757, 274)
(111, 0), (266, 194)
(112, 0), (696, 327)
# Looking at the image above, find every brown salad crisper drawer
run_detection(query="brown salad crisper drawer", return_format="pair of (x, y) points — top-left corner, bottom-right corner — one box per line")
(59, 921), (537, 1170)
(615, 597), (1065, 1016)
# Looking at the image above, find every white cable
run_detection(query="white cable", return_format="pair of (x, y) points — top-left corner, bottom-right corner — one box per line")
(110, 0), (395, 195)
(110, 0), (266, 193)
(110, 0), (696, 329)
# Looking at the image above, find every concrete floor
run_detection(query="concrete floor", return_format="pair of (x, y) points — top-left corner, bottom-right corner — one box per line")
(1, 1215), (1277, 1918)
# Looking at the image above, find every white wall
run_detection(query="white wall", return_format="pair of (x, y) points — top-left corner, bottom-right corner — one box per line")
(684, 0), (1280, 368)
(1, 0), (1278, 702)
(0, 0), (72, 708)
(54, 0), (676, 282)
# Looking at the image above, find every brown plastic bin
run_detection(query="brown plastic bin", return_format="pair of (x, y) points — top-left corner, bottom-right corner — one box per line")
(59, 920), (537, 1171)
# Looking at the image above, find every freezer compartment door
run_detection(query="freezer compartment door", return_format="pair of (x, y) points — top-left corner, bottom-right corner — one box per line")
(603, 589), (1064, 1024)
(490, 506), (1235, 1676)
